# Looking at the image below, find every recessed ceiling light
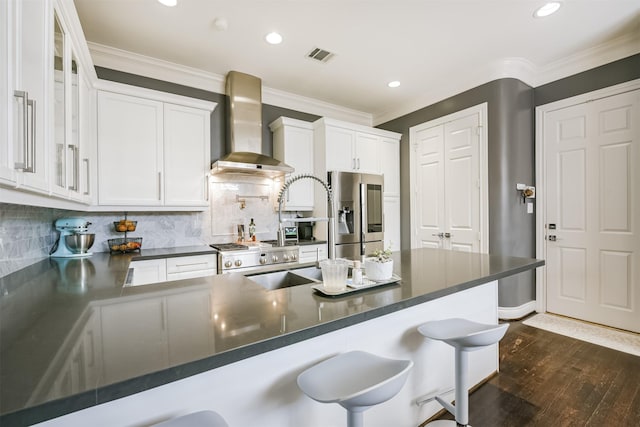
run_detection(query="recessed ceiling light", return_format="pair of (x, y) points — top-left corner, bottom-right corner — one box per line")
(388, 81), (401, 88)
(158, 0), (177, 6)
(534, 2), (561, 18)
(265, 32), (283, 45)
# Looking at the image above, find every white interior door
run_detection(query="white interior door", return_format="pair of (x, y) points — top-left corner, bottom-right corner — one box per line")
(544, 89), (640, 332)
(410, 104), (486, 253)
(444, 114), (481, 252)
(412, 123), (445, 249)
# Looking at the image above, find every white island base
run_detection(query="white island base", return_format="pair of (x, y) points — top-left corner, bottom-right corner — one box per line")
(36, 281), (500, 427)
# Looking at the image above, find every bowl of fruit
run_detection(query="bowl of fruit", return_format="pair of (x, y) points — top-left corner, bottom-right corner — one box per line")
(114, 220), (137, 232)
(108, 237), (143, 253)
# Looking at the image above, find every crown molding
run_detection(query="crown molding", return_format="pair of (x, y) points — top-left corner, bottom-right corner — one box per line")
(87, 42), (372, 125)
(262, 86), (371, 126)
(532, 31), (640, 87)
(88, 42), (226, 93)
(374, 32), (640, 125)
(373, 58), (535, 125)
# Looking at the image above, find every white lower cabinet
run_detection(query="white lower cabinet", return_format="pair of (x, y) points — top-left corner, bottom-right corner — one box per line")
(127, 254), (217, 286)
(127, 259), (167, 286)
(166, 254), (217, 282)
(96, 81), (216, 210)
(299, 244), (328, 264)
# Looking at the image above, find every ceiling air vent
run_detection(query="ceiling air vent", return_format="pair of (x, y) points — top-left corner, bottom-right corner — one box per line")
(306, 47), (334, 63)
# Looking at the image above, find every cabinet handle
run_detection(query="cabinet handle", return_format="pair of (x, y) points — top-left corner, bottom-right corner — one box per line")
(13, 91), (28, 170)
(158, 172), (162, 200)
(174, 262), (208, 269)
(205, 175), (209, 201)
(352, 158), (356, 170)
(68, 146), (79, 191)
(444, 232), (453, 238)
(26, 98), (36, 173)
(83, 158), (90, 196)
(357, 158), (360, 170)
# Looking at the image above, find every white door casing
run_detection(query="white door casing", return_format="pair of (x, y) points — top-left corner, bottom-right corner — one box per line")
(409, 103), (488, 253)
(536, 81), (640, 333)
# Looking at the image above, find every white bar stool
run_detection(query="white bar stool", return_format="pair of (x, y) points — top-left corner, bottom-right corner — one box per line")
(297, 350), (413, 427)
(153, 410), (229, 427)
(417, 318), (509, 427)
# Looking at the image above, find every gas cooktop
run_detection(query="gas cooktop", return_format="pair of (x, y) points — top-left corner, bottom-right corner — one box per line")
(210, 243), (250, 252)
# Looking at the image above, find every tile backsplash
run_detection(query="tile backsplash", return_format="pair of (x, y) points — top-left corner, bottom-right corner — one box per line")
(0, 174), (302, 278)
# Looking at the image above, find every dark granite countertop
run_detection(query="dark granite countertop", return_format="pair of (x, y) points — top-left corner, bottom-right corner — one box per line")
(0, 247), (543, 426)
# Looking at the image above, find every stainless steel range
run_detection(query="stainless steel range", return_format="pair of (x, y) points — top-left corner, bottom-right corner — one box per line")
(210, 242), (299, 274)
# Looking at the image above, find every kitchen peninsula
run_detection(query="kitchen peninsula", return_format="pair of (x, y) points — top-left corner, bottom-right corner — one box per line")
(0, 248), (543, 427)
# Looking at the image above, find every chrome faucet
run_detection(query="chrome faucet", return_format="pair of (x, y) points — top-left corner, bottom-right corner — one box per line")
(277, 174), (336, 260)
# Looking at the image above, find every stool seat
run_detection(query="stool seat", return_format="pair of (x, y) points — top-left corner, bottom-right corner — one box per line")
(418, 318), (509, 350)
(153, 410), (228, 427)
(417, 319), (509, 427)
(297, 351), (413, 427)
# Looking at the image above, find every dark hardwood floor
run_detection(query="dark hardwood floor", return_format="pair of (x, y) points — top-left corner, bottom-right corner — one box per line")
(429, 317), (640, 426)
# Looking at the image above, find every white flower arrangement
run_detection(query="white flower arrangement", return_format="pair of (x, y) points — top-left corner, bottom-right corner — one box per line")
(371, 245), (393, 263)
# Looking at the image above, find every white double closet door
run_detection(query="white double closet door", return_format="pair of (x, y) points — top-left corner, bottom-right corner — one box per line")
(410, 104), (487, 253)
(542, 86), (640, 332)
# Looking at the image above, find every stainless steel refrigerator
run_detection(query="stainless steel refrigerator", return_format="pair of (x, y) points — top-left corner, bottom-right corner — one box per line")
(327, 171), (384, 259)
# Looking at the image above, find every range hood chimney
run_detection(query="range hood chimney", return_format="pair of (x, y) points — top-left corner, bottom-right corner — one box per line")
(210, 71), (294, 177)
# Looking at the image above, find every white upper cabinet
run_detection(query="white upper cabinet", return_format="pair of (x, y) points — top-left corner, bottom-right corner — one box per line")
(50, 3), (94, 204)
(313, 117), (401, 180)
(96, 81), (216, 210)
(324, 125), (356, 172)
(1, 0), (97, 206)
(354, 131), (381, 174)
(5, 0), (49, 193)
(164, 103), (211, 206)
(270, 117), (315, 211)
(97, 91), (164, 206)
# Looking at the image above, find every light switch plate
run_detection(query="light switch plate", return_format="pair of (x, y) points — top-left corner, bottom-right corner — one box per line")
(527, 202), (534, 214)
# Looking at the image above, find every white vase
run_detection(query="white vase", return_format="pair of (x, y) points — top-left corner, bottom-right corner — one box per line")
(364, 258), (394, 281)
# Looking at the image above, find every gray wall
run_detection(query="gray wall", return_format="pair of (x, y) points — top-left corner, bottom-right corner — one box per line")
(376, 53), (640, 309)
(535, 54), (640, 106)
(377, 78), (536, 307)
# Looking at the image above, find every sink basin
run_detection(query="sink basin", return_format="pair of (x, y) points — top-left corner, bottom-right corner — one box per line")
(247, 270), (318, 290)
(290, 266), (323, 281)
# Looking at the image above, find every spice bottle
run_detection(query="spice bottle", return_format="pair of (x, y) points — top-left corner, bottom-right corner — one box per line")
(352, 260), (363, 286)
(249, 218), (256, 241)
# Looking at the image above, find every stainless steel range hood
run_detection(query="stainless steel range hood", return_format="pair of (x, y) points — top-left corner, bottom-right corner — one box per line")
(211, 71), (294, 177)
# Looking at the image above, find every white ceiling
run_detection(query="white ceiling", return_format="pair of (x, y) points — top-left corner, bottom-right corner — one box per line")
(74, 0), (640, 124)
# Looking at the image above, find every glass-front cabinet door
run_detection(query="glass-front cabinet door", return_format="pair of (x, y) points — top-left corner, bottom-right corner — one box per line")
(52, 10), (67, 196)
(51, 7), (83, 200)
(68, 52), (80, 197)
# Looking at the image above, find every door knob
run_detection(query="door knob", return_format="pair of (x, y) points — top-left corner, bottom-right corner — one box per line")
(444, 232), (453, 238)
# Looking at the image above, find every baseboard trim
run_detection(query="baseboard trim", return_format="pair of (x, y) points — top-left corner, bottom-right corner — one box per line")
(498, 301), (537, 320)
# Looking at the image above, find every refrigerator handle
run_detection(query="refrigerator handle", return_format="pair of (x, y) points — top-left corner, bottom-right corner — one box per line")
(360, 182), (366, 255)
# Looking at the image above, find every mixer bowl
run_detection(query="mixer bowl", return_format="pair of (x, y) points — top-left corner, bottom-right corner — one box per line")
(65, 233), (96, 254)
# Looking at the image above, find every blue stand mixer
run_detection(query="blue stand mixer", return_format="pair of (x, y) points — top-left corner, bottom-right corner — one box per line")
(50, 218), (95, 258)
